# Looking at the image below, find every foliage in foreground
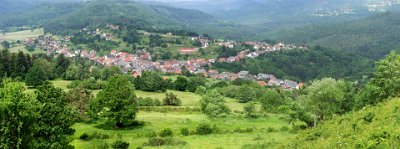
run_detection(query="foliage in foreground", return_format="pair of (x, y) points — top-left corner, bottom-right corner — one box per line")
(0, 80), (76, 149)
(283, 97), (400, 148)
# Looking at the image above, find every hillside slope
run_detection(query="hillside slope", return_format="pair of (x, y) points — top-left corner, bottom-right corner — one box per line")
(282, 98), (400, 148)
(0, 0), (255, 39)
(268, 12), (400, 59)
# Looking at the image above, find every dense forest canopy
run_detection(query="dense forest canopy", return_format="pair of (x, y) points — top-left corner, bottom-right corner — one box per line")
(213, 46), (373, 82)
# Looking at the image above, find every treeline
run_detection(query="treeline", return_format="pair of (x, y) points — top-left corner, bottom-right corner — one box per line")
(213, 46), (373, 82)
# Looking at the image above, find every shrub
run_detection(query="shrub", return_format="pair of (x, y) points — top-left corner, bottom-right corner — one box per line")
(91, 131), (110, 139)
(235, 85), (256, 103)
(111, 140), (129, 149)
(67, 80), (81, 89)
(138, 97), (154, 106)
(159, 128), (173, 137)
(163, 92), (181, 106)
(267, 127), (275, 132)
(144, 137), (186, 146)
(196, 123), (213, 135)
(145, 130), (157, 138)
(280, 126), (289, 132)
(244, 102), (257, 118)
(145, 137), (165, 146)
(195, 86), (207, 95)
(180, 127), (190, 136)
(79, 132), (90, 140)
(154, 99), (162, 106)
(200, 90), (230, 118)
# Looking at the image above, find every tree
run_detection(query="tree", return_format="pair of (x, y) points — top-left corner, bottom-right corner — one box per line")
(260, 90), (283, 113)
(199, 90), (230, 118)
(1, 41), (10, 49)
(195, 86), (207, 95)
(163, 92), (181, 106)
(54, 54), (71, 78)
(356, 51), (400, 108)
(33, 81), (76, 148)
(186, 77), (206, 92)
(235, 85), (256, 103)
(0, 81), (38, 149)
(65, 64), (81, 80)
(302, 78), (346, 127)
(25, 60), (50, 87)
(96, 75), (138, 128)
(101, 66), (122, 80)
(174, 76), (188, 91)
(90, 66), (102, 80)
(135, 71), (167, 92)
(66, 88), (92, 118)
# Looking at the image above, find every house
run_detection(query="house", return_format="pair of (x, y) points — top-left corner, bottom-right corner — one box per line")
(257, 73), (274, 80)
(132, 69), (142, 78)
(237, 71), (249, 78)
(179, 48), (199, 54)
(208, 69), (218, 77)
(257, 81), (268, 87)
(296, 83), (305, 90)
(80, 50), (89, 58)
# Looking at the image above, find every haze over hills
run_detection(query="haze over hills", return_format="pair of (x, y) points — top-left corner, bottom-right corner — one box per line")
(138, 0), (400, 29)
(267, 11), (400, 60)
(0, 0), (257, 39)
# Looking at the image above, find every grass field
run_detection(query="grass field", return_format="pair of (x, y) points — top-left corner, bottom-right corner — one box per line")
(51, 80), (287, 149)
(8, 46), (46, 54)
(0, 28), (44, 41)
(51, 80), (251, 111)
(71, 111), (294, 149)
(51, 80), (72, 91)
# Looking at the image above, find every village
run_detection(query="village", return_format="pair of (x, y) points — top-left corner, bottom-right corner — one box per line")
(18, 26), (307, 90)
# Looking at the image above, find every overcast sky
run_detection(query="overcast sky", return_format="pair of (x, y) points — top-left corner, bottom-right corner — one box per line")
(137, 0), (208, 2)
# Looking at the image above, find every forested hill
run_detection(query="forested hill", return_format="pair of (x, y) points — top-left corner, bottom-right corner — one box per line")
(267, 12), (400, 60)
(0, 0), (256, 39)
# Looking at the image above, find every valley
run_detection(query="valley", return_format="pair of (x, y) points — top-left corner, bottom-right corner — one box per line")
(1, 0), (400, 149)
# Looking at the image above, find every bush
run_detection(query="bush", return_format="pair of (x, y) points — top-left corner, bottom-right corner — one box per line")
(154, 99), (162, 106)
(67, 80), (81, 89)
(280, 126), (289, 132)
(163, 92), (181, 106)
(79, 132), (90, 140)
(79, 132), (110, 140)
(138, 97), (154, 106)
(180, 128), (190, 136)
(195, 86), (207, 95)
(159, 128), (173, 137)
(235, 85), (256, 103)
(91, 131), (110, 139)
(145, 137), (165, 146)
(144, 137), (186, 146)
(244, 102), (257, 118)
(196, 123), (213, 135)
(200, 90), (230, 118)
(111, 140), (129, 149)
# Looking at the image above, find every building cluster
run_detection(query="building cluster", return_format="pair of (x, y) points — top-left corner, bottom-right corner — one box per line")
(210, 71), (304, 90)
(18, 26), (306, 90)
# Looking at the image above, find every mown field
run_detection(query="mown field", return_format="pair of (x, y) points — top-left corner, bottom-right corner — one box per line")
(50, 80), (296, 149)
(0, 28), (44, 41)
(8, 46), (46, 54)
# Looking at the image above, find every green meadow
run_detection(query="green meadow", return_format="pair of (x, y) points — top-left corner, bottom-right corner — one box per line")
(0, 28), (44, 41)
(50, 80), (295, 148)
